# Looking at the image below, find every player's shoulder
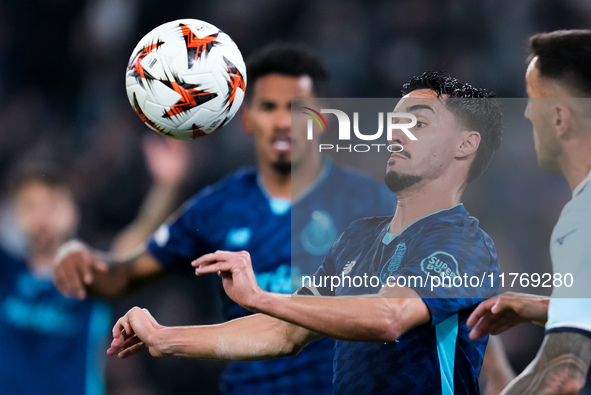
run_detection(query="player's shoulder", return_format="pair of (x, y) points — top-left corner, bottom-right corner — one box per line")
(410, 204), (492, 246)
(201, 166), (257, 196)
(411, 205), (497, 264)
(185, 166), (257, 207)
(562, 181), (591, 222)
(0, 244), (27, 278)
(406, 206), (498, 281)
(417, 204), (477, 229)
(553, 182), (591, 251)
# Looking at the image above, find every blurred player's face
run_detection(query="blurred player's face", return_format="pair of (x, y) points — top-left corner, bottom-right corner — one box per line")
(242, 74), (317, 174)
(15, 181), (78, 255)
(524, 57), (563, 174)
(385, 89), (467, 193)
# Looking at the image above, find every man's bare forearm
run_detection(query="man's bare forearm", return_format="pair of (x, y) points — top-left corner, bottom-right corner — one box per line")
(250, 287), (430, 343)
(503, 332), (591, 395)
(157, 313), (317, 361)
(481, 336), (515, 394)
(192, 251), (429, 343)
(513, 294), (549, 326)
(109, 183), (181, 255)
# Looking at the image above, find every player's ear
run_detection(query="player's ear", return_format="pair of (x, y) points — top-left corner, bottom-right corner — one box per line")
(553, 103), (574, 140)
(241, 104), (254, 136)
(456, 131), (480, 159)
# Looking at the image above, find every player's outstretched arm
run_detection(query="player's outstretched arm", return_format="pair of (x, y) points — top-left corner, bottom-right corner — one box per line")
(107, 306), (320, 361)
(193, 251), (430, 342)
(110, 135), (189, 254)
(500, 332), (591, 395)
(53, 137), (190, 300)
(481, 336), (516, 395)
(53, 240), (164, 300)
(467, 292), (549, 340)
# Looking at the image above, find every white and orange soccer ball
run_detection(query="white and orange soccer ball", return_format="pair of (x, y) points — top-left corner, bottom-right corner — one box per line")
(125, 19), (246, 140)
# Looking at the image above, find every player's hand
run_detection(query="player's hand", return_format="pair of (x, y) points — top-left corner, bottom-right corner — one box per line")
(107, 307), (166, 359)
(53, 240), (108, 300)
(192, 251), (263, 310)
(468, 292), (549, 340)
(142, 134), (189, 187)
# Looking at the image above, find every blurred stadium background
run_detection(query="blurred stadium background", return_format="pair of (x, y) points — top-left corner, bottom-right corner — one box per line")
(0, 0), (589, 393)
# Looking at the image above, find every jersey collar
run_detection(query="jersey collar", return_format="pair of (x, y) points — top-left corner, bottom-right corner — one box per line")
(256, 160), (332, 206)
(573, 168), (591, 198)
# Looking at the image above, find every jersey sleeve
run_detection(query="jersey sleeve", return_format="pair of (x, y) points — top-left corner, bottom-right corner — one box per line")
(146, 193), (213, 274)
(395, 226), (500, 326)
(548, 216), (591, 299)
(546, 215), (591, 332)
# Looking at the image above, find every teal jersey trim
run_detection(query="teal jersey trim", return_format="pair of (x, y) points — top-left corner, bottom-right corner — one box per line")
(256, 160), (332, 211)
(269, 198), (291, 215)
(381, 231), (397, 245)
(436, 313), (459, 395)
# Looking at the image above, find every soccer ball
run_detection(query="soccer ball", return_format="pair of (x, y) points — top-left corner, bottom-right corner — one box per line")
(125, 19), (247, 140)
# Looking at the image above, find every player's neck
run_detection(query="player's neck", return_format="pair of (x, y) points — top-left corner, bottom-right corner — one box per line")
(258, 155), (323, 200)
(28, 245), (59, 271)
(30, 233), (67, 259)
(559, 142), (591, 193)
(389, 178), (464, 235)
(258, 165), (291, 199)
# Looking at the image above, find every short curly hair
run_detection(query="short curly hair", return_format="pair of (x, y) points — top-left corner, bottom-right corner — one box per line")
(245, 42), (328, 100)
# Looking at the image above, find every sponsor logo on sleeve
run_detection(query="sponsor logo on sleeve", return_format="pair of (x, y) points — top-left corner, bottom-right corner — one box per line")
(555, 228), (577, 245)
(420, 251), (460, 284)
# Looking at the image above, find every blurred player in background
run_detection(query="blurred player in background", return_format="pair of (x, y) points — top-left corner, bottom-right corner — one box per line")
(53, 43), (395, 395)
(107, 71), (506, 394)
(0, 165), (109, 395)
(468, 29), (591, 394)
(0, 137), (188, 395)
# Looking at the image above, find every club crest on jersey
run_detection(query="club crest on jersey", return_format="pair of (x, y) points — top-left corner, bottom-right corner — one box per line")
(420, 251), (460, 283)
(341, 261), (357, 276)
(301, 210), (338, 256)
(380, 243), (406, 284)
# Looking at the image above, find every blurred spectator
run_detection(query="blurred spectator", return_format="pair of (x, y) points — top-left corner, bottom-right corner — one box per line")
(0, 137), (188, 394)
(0, 163), (111, 395)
